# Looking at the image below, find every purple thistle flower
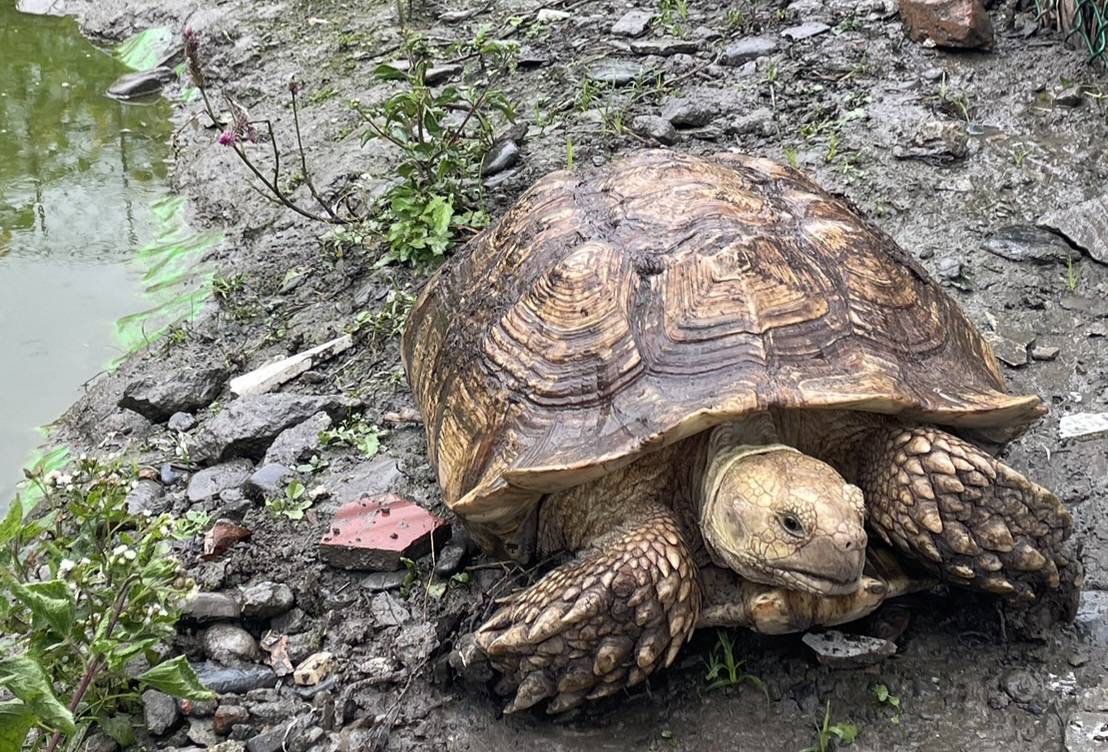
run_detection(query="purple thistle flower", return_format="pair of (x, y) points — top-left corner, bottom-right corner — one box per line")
(182, 28), (205, 88)
(218, 130), (236, 147)
(289, 77), (304, 96)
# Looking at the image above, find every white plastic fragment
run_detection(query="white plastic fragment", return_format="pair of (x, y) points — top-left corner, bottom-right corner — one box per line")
(229, 334), (354, 397)
(1059, 412), (1108, 440)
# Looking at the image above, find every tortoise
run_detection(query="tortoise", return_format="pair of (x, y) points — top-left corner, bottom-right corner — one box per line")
(399, 149), (1077, 714)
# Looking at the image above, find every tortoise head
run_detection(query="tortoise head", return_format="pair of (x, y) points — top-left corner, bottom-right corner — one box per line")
(700, 445), (867, 596)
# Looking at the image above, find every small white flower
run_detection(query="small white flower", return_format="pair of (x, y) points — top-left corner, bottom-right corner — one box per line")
(123, 549), (136, 561)
(58, 559), (76, 574)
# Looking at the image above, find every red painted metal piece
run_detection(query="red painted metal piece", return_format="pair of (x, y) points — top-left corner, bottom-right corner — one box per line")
(318, 493), (450, 571)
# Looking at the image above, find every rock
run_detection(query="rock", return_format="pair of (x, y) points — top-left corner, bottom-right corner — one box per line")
(211, 741), (247, 752)
(1077, 591), (1108, 645)
(246, 723), (294, 752)
(482, 140), (520, 177)
(203, 519), (253, 561)
(187, 717), (221, 747)
(424, 64), (462, 85)
(899, 0), (994, 49)
(1054, 85), (1085, 107)
(193, 661), (277, 694)
(720, 36), (778, 66)
(396, 622), (438, 667)
(107, 66), (176, 100)
(243, 464), (292, 502)
(360, 655), (401, 684)
(984, 332), (1029, 368)
(935, 256), (963, 281)
(143, 689), (180, 735)
(80, 732), (118, 752)
(361, 570), (408, 592)
(631, 115), (678, 144)
(183, 592), (242, 622)
(204, 623), (261, 663)
(213, 705), (250, 736)
(1065, 711), (1108, 751)
(894, 118), (968, 163)
(1060, 413), (1108, 440)
(169, 412), (197, 432)
(586, 59), (646, 86)
(230, 335), (354, 398)
(293, 652), (334, 686)
(434, 543), (469, 577)
(1002, 668), (1042, 703)
(264, 412), (330, 466)
(189, 460), (255, 503)
(319, 494), (450, 571)
(271, 607), (309, 634)
(536, 7), (570, 21)
(370, 592), (411, 627)
(611, 9), (653, 37)
(661, 96), (719, 127)
(240, 582), (295, 619)
(16, 0), (67, 14)
(983, 225), (1073, 264)
(781, 22), (831, 40)
(118, 366), (227, 423)
(286, 630), (323, 665)
(127, 479), (168, 517)
(723, 107), (773, 136)
(192, 393), (360, 462)
(327, 454), (402, 505)
(630, 38), (700, 56)
(516, 46), (551, 67)
(1031, 344), (1060, 361)
(1037, 194), (1108, 264)
(161, 463), (184, 485)
(801, 630), (897, 668)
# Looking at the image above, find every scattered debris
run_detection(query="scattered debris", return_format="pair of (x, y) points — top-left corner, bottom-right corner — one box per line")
(260, 632), (294, 677)
(203, 519), (253, 560)
(229, 335), (353, 397)
(1059, 413), (1108, 440)
(319, 494), (450, 571)
(293, 651), (335, 686)
(801, 630), (897, 668)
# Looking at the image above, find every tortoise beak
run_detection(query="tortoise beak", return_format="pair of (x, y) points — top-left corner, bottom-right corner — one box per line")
(775, 534), (867, 596)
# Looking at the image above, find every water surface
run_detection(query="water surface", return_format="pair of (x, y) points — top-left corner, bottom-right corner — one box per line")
(0, 3), (175, 501)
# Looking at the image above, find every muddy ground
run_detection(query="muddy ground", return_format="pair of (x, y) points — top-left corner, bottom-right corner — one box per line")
(39, 0), (1108, 748)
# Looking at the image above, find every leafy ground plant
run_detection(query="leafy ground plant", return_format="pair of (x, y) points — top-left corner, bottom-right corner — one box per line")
(352, 30), (518, 267)
(320, 416), (388, 459)
(0, 458), (213, 751)
(872, 683), (902, 724)
(703, 630), (767, 696)
(802, 700), (858, 752)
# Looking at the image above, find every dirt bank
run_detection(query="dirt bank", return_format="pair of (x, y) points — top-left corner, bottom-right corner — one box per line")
(40, 0), (1108, 749)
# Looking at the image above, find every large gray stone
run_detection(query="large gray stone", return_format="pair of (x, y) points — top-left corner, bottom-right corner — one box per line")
(329, 455), (403, 504)
(203, 623), (261, 663)
(370, 592), (411, 627)
(192, 393), (359, 462)
(661, 96), (720, 127)
(126, 479), (168, 516)
(586, 59), (647, 86)
(984, 225), (1073, 264)
(801, 630), (896, 668)
(631, 115), (677, 145)
(142, 689), (179, 736)
(242, 464), (292, 502)
(188, 460), (254, 503)
(118, 366), (227, 422)
(611, 9), (653, 37)
(1065, 711), (1108, 751)
(193, 661), (276, 693)
(240, 581), (295, 619)
(263, 412), (330, 466)
(107, 67), (176, 100)
(720, 36), (778, 65)
(182, 592), (242, 622)
(1038, 193), (1108, 264)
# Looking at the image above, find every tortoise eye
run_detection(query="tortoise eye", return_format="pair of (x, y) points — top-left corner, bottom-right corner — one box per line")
(780, 514), (805, 538)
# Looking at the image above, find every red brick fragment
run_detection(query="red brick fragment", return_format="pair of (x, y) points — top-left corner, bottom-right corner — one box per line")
(900, 0), (993, 50)
(318, 493), (450, 571)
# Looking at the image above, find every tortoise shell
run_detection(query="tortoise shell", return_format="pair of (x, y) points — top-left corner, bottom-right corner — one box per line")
(400, 149), (1044, 558)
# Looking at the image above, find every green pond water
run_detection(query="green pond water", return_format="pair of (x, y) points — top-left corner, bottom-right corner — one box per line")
(1, 5), (215, 505)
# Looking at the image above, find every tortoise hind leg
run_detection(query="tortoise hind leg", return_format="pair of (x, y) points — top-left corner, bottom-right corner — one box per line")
(857, 424), (1076, 610)
(475, 506), (701, 714)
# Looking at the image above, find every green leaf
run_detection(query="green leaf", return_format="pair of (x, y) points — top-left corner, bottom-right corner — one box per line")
(0, 700), (35, 750)
(373, 63), (409, 81)
(0, 654), (76, 734)
(830, 723), (858, 743)
(7, 579), (74, 637)
(874, 684), (888, 702)
(0, 499), (21, 546)
(137, 656), (215, 701)
(426, 581), (447, 600)
(98, 713), (135, 747)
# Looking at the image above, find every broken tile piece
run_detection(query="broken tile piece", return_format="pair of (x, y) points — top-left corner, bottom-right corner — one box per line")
(319, 494), (450, 571)
(293, 651), (335, 686)
(801, 630), (897, 668)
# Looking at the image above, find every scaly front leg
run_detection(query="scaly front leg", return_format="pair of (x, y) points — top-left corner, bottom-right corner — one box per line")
(475, 507), (701, 714)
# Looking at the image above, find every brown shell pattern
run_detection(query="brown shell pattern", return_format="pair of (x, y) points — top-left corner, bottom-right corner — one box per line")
(400, 149), (1045, 554)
